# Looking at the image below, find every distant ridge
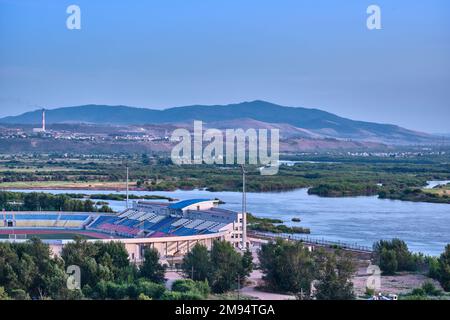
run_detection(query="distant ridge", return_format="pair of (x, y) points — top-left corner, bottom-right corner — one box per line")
(0, 100), (440, 144)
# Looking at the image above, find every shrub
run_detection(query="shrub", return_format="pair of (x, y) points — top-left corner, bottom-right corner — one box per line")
(421, 281), (442, 296)
(138, 293), (152, 300)
(365, 287), (375, 297)
(136, 279), (166, 300)
(410, 287), (425, 296)
(171, 279), (210, 298)
(9, 289), (30, 300)
(161, 291), (204, 300)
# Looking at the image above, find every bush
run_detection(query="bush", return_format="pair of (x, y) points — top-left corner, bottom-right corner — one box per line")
(421, 281), (442, 296)
(365, 287), (375, 297)
(410, 287), (425, 296)
(9, 289), (30, 300)
(0, 287), (10, 300)
(161, 290), (204, 300)
(136, 279), (166, 300)
(171, 279), (210, 298)
(138, 293), (152, 300)
(410, 281), (442, 297)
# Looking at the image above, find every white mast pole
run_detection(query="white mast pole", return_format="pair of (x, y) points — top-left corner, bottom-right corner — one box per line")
(126, 165), (129, 209)
(241, 165), (247, 250)
(42, 109), (46, 132)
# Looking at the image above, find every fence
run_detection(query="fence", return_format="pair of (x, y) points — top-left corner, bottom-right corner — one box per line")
(249, 231), (373, 253)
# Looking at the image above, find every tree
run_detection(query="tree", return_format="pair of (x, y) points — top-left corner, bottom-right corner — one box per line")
(181, 242), (251, 294)
(209, 241), (246, 293)
(22, 238), (67, 299)
(373, 239), (417, 274)
(437, 244), (450, 291)
(314, 250), (355, 300)
(61, 237), (136, 292)
(61, 237), (101, 288)
(379, 248), (398, 275)
(182, 243), (211, 281)
(258, 239), (315, 296)
(241, 249), (254, 279)
(140, 247), (166, 284)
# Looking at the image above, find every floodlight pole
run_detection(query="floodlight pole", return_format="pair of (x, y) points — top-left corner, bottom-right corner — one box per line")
(126, 165), (129, 209)
(241, 165), (247, 250)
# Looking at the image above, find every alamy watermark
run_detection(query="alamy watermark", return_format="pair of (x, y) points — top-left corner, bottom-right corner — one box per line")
(170, 121), (280, 175)
(66, 265), (81, 290)
(366, 264), (381, 292)
(66, 5), (81, 30)
(65, 5), (381, 31)
(367, 4), (382, 30)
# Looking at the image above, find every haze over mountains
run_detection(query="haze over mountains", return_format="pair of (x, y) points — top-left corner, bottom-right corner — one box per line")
(0, 101), (443, 145)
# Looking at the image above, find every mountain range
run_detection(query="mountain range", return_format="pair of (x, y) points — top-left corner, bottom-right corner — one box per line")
(0, 100), (443, 145)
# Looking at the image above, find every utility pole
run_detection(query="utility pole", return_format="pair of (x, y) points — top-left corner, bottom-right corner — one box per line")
(241, 165), (247, 250)
(237, 274), (241, 300)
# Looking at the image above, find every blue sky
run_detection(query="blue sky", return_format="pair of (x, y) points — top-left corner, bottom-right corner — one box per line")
(0, 0), (449, 132)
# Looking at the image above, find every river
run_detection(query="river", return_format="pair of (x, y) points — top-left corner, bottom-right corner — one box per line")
(9, 184), (450, 256)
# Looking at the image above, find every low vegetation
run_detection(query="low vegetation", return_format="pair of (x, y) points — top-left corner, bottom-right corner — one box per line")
(247, 213), (310, 234)
(379, 187), (450, 204)
(400, 281), (450, 300)
(0, 191), (113, 212)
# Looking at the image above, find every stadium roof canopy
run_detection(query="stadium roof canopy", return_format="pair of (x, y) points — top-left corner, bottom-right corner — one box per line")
(168, 199), (210, 210)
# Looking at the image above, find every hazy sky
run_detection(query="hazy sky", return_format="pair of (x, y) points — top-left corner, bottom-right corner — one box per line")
(0, 0), (449, 132)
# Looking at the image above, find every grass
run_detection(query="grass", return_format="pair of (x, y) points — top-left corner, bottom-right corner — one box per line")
(423, 185), (450, 197)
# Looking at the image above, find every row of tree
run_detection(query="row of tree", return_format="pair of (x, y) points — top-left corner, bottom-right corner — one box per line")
(0, 237), (208, 300)
(0, 191), (112, 212)
(0, 238), (253, 300)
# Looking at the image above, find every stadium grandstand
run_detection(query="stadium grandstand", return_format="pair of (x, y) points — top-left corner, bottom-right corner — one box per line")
(0, 199), (245, 265)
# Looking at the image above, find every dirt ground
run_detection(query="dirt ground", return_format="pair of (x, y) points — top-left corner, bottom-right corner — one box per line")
(352, 265), (443, 296)
(166, 239), (442, 299)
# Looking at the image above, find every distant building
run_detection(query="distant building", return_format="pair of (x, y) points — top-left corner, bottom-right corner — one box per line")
(33, 109), (46, 133)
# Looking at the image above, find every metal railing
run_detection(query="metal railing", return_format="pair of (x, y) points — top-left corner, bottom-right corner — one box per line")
(249, 231), (373, 253)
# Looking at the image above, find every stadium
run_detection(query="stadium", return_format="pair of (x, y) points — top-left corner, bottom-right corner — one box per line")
(0, 199), (245, 265)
